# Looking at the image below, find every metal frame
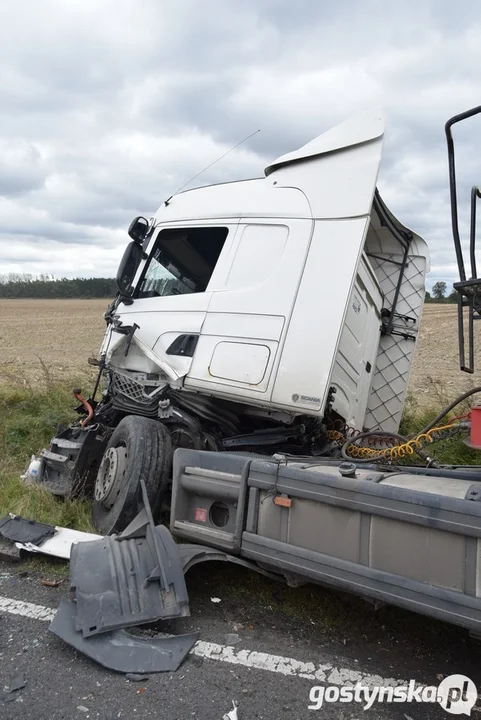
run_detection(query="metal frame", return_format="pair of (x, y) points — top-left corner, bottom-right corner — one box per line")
(445, 106), (481, 373)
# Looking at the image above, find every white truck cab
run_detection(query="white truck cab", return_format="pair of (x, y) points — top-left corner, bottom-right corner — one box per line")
(37, 108), (429, 535)
(103, 108), (428, 434)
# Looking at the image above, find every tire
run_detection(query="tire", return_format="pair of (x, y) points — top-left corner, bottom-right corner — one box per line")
(91, 415), (172, 535)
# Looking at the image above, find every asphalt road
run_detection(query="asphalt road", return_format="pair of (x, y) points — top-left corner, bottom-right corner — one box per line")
(1, 559), (481, 720)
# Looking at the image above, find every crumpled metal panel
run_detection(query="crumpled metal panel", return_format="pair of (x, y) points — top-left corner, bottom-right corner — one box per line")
(50, 599), (198, 673)
(70, 523), (190, 638)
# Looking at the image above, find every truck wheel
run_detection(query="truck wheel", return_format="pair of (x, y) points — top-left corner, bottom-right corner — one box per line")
(91, 415), (172, 535)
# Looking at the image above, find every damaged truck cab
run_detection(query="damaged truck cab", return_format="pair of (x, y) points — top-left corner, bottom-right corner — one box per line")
(34, 105), (481, 643)
(105, 109), (428, 433)
(38, 109), (429, 534)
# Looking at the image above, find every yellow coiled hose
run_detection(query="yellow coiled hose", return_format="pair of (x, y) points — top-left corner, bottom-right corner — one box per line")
(328, 421), (461, 462)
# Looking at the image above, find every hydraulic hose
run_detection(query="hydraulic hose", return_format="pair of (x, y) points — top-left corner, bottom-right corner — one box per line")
(339, 387), (481, 466)
(73, 389), (94, 428)
(414, 386), (481, 435)
(340, 431), (435, 465)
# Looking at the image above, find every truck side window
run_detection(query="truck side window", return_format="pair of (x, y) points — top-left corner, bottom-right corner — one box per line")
(137, 226), (228, 298)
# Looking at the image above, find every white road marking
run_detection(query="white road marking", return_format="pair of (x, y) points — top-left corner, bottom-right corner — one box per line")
(191, 641), (407, 688)
(0, 596), (56, 622)
(0, 594), (409, 688)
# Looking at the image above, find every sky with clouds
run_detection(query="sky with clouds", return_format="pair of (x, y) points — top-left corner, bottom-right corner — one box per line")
(0, 0), (480, 290)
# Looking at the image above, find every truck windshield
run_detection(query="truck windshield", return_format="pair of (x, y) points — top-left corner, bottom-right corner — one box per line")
(137, 226), (228, 298)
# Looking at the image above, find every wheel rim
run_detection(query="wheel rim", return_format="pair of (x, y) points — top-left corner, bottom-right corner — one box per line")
(94, 444), (128, 508)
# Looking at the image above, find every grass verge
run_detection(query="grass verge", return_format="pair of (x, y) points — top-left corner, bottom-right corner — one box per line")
(0, 378), (95, 531)
(399, 384), (480, 466)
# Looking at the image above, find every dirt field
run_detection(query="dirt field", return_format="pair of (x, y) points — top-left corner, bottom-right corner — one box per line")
(0, 298), (107, 385)
(0, 299), (478, 406)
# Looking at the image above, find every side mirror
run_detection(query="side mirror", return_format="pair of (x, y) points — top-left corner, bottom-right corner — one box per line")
(116, 241), (144, 295)
(128, 216), (149, 243)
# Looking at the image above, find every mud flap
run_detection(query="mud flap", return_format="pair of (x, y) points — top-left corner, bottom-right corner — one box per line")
(71, 523), (190, 637)
(49, 479), (196, 672)
(70, 479), (189, 637)
(50, 599), (199, 673)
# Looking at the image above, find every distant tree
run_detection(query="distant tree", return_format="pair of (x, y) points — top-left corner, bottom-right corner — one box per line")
(425, 291), (432, 302)
(432, 281), (447, 302)
(447, 288), (458, 303)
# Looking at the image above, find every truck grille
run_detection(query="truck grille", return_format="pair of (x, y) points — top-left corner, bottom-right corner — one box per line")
(111, 371), (163, 405)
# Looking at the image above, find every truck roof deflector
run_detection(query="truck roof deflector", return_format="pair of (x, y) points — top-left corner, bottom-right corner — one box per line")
(265, 107), (385, 176)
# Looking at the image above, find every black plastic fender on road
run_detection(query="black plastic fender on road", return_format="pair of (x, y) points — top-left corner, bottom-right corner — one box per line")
(50, 599), (199, 674)
(92, 415), (172, 535)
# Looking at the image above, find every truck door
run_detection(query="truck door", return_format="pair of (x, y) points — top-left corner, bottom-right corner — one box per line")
(110, 223), (238, 383)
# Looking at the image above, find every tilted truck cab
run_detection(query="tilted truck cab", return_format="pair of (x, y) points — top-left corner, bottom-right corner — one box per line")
(102, 108), (428, 433)
(37, 108), (428, 534)
(32, 105), (481, 641)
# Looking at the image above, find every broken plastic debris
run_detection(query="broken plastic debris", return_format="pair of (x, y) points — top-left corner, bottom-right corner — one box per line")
(211, 597), (222, 604)
(224, 633), (240, 645)
(70, 518), (189, 637)
(50, 597), (198, 673)
(125, 673), (149, 682)
(16, 526), (102, 560)
(0, 515), (55, 545)
(222, 700), (239, 720)
(49, 485), (197, 674)
(4, 672), (26, 694)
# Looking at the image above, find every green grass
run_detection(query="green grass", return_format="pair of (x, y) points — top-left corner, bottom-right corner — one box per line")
(399, 388), (479, 466)
(0, 378), (95, 531)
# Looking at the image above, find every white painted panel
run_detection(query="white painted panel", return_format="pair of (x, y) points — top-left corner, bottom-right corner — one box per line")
(225, 224), (289, 290)
(187, 336), (278, 395)
(272, 217), (369, 414)
(266, 108), (384, 175)
(153, 181), (311, 223)
(114, 308), (208, 379)
(201, 313), (284, 341)
(208, 219), (312, 317)
(330, 257), (382, 428)
(16, 527), (102, 560)
(269, 136), (383, 220)
(209, 342), (270, 385)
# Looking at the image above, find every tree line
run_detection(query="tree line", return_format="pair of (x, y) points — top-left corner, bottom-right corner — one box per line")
(0, 273), (458, 303)
(425, 281), (458, 303)
(0, 274), (117, 299)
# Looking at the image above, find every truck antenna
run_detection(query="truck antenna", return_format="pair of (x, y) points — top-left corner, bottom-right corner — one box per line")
(164, 129), (261, 205)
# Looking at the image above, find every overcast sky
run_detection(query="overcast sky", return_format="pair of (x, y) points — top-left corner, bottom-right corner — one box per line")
(0, 0), (480, 290)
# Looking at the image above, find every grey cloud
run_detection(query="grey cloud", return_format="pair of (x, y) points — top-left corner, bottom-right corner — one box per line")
(0, 0), (481, 284)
